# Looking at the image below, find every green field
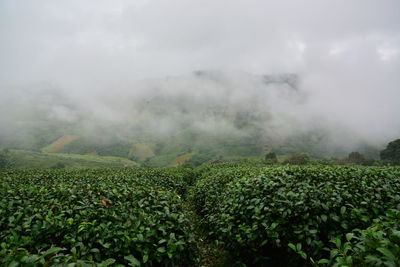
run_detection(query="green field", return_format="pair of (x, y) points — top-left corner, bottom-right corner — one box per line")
(0, 165), (399, 266)
(5, 150), (139, 169)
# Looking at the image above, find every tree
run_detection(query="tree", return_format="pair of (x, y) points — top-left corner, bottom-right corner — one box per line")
(347, 151), (375, 166)
(51, 162), (66, 169)
(380, 139), (400, 165)
(348, 152), (365, 164)
(265, 152), (278, 164)
(0, 151), (8, 168)
(283, 153), (310, 165)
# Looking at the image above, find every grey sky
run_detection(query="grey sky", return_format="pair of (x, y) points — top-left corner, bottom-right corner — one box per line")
(1, 0), (399, 142)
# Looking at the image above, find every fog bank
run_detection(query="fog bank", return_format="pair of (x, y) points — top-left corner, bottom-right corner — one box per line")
(1, 0), (399, 155)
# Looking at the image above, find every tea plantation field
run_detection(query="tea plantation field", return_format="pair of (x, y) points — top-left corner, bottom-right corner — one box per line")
(1, 166), (399, 266)
(0, 168), (197, 266)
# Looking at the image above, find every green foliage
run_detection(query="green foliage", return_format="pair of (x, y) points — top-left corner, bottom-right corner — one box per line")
(319, 208), (400, 266)
(0, 168), (198, 266)
(0, 150), (8, 168)
(264, 152), (278, 164)
(193, 165), (400, 266)
(61, 138), (132, 158)
(51, 162), (66, 169)
(381, 139), (400, 165)
(2, 163), (399, 265)
(348, 151), (365, 164)
(189, 165), (262, 216)
(6, 149), (138, 169)
(276, 130), (332, 158)
(182, 153), (215, 168)
(283, 153), (310, 165)
(143, 153), (182, 168)
(347, 151), (375, 166)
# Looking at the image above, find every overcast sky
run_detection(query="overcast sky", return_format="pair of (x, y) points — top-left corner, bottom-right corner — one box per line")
(1, 0), (399, 141)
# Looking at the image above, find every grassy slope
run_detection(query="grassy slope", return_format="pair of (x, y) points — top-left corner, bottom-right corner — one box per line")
(145, 153), (182, 167)
(170, 153), (194, 167)
(42, 135), (80, 153)
(129, 143), (156, 160)
(7, 150), (139, 169)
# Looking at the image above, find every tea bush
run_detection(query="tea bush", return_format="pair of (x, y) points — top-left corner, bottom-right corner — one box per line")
(195, 166), (400, 266)
(0, 168), (198, 266)
(318, 208), (400, 266)
(2, 165), (399, 266)
(189, 166), (262, 216)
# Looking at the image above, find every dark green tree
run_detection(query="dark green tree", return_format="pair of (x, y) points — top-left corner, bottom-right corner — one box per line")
(265, 152), (278, 164)
(348, 151), (365, 164)
(347, 152), (375, 166)
(380, 139), (400, 165)
(51, 162), (66, 169)
(0, 151), (8, 168)
(283, 153), (310, 165)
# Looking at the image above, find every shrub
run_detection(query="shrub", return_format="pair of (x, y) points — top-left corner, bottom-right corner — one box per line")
(190, 166), (262, 217)
(348, 151), (365, 164)
(0, 149), (9, 168)
(0, 168), (198, 266)
(318, 208), (400, 266)
(51, 162), (66, 169)
(283, 153), (310, 165)
(195, 166), (400, 266)
(264, 152), (278, 164)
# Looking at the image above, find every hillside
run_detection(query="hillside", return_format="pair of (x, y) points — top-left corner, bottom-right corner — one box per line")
(42, 135), (79, 153)
(6, 150), (139, 169)
(0, 71), (383, 163)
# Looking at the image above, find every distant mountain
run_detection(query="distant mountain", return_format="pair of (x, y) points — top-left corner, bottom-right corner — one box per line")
(0, 71), (381, 167)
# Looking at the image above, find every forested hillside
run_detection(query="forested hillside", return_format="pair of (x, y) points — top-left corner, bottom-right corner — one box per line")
(0, 72), (382, 167)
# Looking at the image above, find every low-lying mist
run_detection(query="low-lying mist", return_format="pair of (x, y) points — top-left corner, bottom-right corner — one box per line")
(0, 70), (395, 158)
(0, 0), (399, 159)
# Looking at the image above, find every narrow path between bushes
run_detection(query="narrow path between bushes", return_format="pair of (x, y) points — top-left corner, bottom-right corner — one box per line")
(184, 201), (232, 267)
(182, 174), (233, 267)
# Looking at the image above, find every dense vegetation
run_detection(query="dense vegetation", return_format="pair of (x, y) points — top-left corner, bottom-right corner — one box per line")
(2, 150), (139, 169)
(0, 164), (399, 266)
(381, 139), (400, 165)
(0, 168), (197, 266)
(320, 208), (400, 266)
(191, 165), (400, 266)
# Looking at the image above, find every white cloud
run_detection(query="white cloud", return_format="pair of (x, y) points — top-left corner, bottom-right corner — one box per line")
(378, 44), (399, 61)
(0, 0), (399, 145)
